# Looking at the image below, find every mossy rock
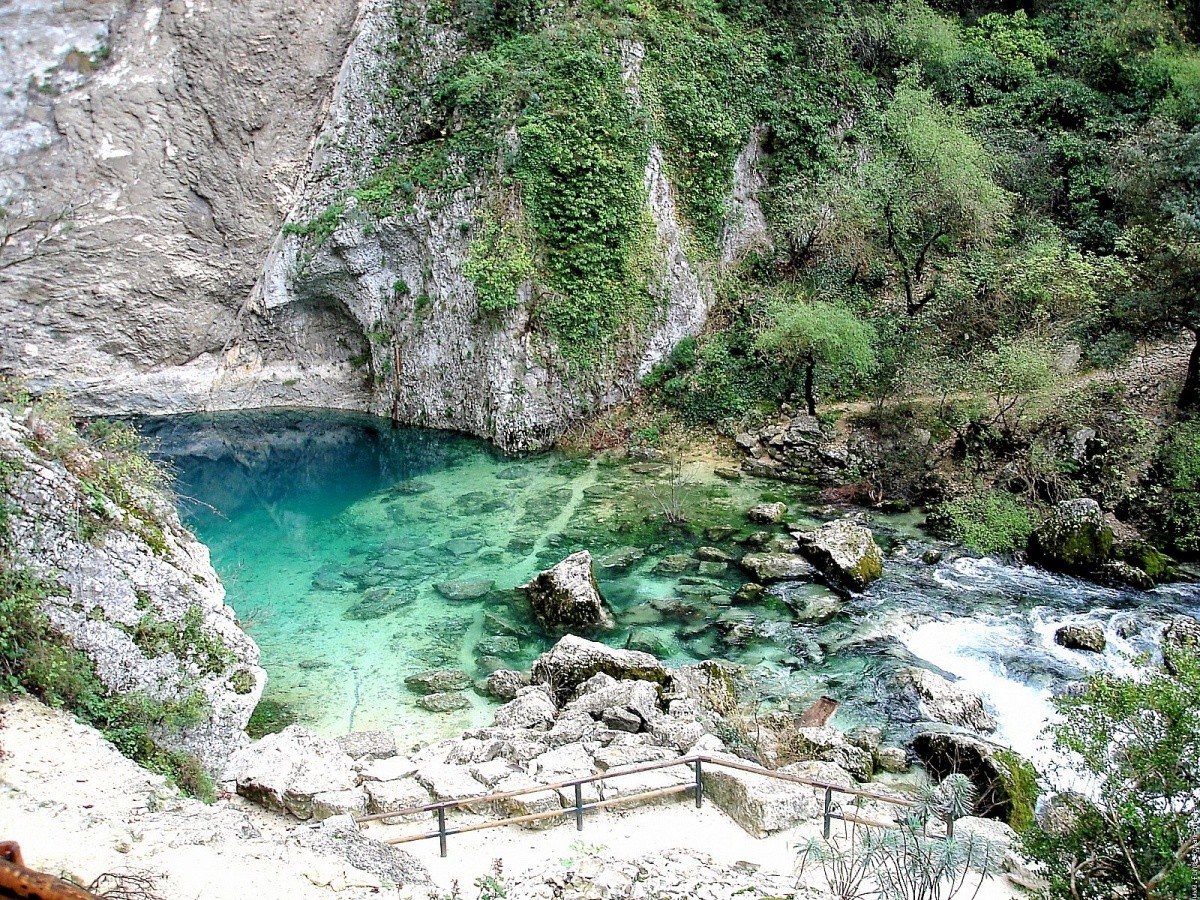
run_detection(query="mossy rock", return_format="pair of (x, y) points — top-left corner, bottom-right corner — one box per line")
(1115, 541), (1177, 584)
(912, 731), (1039, 830)
(1028, 499), (1113, 574)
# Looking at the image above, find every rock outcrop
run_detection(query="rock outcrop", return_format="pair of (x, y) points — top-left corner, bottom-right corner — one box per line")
(0, 409), (263, 771)
(736, 415), (862, 484)
(531, 635), (669, 703)
(521, 552), (614, 629)
(912, 731), (1038, 829)
(223, 726), (358, 821)
(1054, 623), (1106, 653)
(794, 520), (884, 592)
(1162, 615), (1200, 675)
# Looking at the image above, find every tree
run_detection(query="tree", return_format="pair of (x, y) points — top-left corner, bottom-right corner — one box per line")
(1112, 123), (1200, 411)
(753, 297), (875, 415)
(1021, 647), (1200, 900)
(857, 84), (1012, 318)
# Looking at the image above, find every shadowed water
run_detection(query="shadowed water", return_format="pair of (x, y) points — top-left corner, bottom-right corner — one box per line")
(144, 411), (1200, 769)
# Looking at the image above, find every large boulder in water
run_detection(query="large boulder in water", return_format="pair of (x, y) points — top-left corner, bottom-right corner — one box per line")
(531, 635), (668, 704)
(739, 553), (817, 583)
(1028, 498), (1113, 575)
(794, 519), (884, 592)
(1054, 623), (1106, 653)
(891, 668), (997, 733)
(521, 551), (614, 629)
(912, 731), (1038, 830)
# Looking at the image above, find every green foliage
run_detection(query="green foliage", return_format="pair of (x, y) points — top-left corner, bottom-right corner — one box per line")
(0, 565), (215, 800)
(932, 489), (1035, 554)
(283, 203), (345, 246)
(1020, 649), (1200, 899)
(121, 604), (235, 677)
(992, 749), (1038, 832)
(1150, 419), (1200, 555)
(754, 297), (877, 382)
(465, 210), (533, 314)
(247, 696), (297, 739)
(795, 775), (1004, 900)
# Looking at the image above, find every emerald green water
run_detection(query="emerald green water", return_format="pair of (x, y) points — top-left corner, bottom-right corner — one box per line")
(145, 411), (824, 740)
(146, 411), (1199, 764)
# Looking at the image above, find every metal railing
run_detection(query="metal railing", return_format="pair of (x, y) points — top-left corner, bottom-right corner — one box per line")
(355, 753), (925, 857)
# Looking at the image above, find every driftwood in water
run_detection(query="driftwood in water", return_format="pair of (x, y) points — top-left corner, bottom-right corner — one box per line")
(795, 695), (838, 727)
(0, 842), (99, 899)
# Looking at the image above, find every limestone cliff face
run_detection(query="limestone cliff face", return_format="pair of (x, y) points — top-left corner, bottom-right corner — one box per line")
(0, 408), (264, 771)
(0, 0), (769, 449)
(0, 0), (367, 414)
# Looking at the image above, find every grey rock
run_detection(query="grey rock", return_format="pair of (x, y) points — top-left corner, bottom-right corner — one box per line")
(1162, 615), (1200, 675)
(696, 546), (734, 563)
(739, 553), (817, 583)
(747, 502), (787, 524)
(0, 411), (263, 772)
(359, 756), (418, 782)
(531, 635), (669, 704)
(416, 691), (471, 713)
(601, 707), (644, 733)
(793, 519), (884, 591)
(493, 689), (558, 730)
(654, 553), (695, 574)
(405, 669), (472, 695)
(224, 725), (357, 820)
(521, 551), (614, 629)
(1054, 623), (1106, 653)
(598, 546), (646, 569)
(365, 777), (433, 824)
(701, 753), (824, 836)
(311, 788), (369, 821)
(295, 815), (431, 887)
(434, 578), (495, 601)
(336, 730), (397, 761)
(476, 635), (520, 658)
(484, 669), (530, 702)
(874, 747), (909, 773)
(892, 668), (997, 733)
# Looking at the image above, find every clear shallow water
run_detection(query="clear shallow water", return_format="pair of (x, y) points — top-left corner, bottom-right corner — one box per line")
(144, 411), (1200, 765)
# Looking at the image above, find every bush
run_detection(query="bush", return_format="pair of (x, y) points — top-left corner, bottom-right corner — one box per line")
(930, 489), (1035, 554)
(1020, 648), (1200, 899)
(0, 564), (215, 800)
(1151, 420), (1200, 556)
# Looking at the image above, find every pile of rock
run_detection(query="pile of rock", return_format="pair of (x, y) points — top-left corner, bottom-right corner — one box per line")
(734, 414), (861, 484)
(738, 513), (885, 595)
(225, 636), (885, 837)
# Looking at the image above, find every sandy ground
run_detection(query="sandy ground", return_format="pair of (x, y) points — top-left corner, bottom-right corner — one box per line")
(1, 697), (1025, 899)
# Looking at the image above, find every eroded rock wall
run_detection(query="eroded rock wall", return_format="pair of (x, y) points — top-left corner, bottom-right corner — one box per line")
(0, 408), (264, 770)
(0, 0), (367, 414)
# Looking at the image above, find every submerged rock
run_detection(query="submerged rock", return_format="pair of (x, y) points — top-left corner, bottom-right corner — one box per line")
(434, 578), (495, 601)
(521, 551), (614, 629)
(404, 669), (472, 695)
(416, 691), (471, 713)
(891, 668), (997, 733)
(739, 553), (817, 583)
(598, 546), (646, 569)
(531, 635), (669, 704)
(794, 519), (884, 592)
(1054, 623), (1106, 653)
(1028, 498), (1113, 574)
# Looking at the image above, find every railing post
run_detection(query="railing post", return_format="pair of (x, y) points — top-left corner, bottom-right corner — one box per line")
(574, 783), (584, 831)
(823, 787), (833, 839)
(437, 806), (447, 858)
(945, 816), (954, 839)
(693, 759), (703, 808)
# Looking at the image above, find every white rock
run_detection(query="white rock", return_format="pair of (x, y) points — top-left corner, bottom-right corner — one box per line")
(224, 725), (357, 820)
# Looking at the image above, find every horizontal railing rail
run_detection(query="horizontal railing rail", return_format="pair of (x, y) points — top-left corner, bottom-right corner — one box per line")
(355, 753), (931, 857)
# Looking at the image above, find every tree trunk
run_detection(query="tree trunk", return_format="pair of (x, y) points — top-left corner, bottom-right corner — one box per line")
(1180, 326), (1200, 413)
(804, 352), (817, 417)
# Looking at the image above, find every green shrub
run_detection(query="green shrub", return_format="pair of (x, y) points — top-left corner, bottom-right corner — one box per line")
(1020, 649), (1200, 899)
(465, 211), (533, 314)
(0, 565), (216, 800)
(931, 489), (1035, 554)
(1153, 420), (1200, 556)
